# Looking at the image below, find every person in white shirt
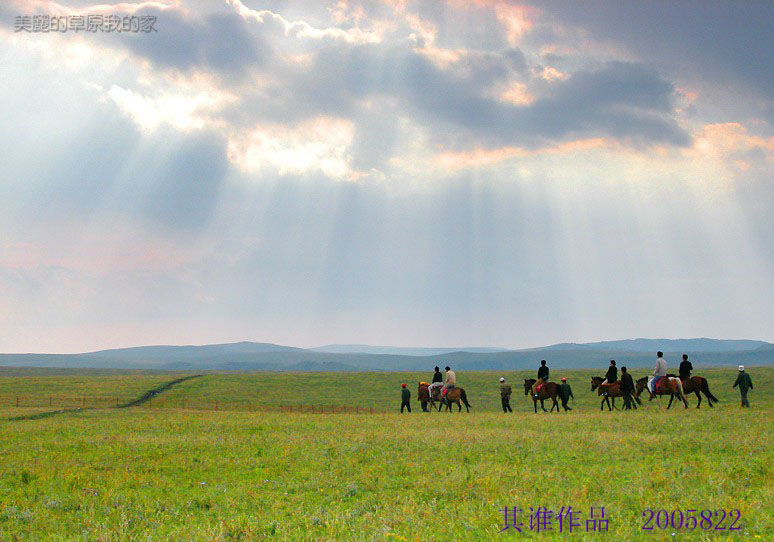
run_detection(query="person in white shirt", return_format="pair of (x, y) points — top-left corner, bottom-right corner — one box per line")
(651, 351), (667, 392)
(442, 365), (456, 397)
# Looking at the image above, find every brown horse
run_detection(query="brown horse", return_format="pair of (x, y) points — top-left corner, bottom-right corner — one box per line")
(590, 376), (640, 411)
(523, 379), (560, 413)
(438, 387), (472, 412)
(663, 374), (719, 409)
(635, 376), (689, 409)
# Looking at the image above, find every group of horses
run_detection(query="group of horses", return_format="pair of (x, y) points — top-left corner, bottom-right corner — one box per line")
(417, 383), (473, 412)
(526, 374), (720, 413)
(417, 373), (719, 413)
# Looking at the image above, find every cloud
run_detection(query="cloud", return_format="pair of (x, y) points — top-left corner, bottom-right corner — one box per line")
(1, 1), (772, 351)
(537, 1), (774, 120)
(228, 0), (383, 44)
(117, 7), (267, 78)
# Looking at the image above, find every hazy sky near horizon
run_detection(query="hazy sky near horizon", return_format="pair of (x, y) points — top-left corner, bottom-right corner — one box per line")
(1, 0), (772, 353)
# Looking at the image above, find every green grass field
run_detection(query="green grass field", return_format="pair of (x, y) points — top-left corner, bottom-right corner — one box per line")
(0, 367), (771, 540)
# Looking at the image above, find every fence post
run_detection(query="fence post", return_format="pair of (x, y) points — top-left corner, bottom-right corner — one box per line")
(16, 396), (19, 407)
(215, 400), (218, 411)
(82, 396), (86, 408)
(355, 406), (359, 414)
(49, 397), (52, 407)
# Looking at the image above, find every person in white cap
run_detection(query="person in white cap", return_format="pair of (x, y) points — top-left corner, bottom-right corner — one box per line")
(732, 365), (753, 408)
(499, 377), (512, 412)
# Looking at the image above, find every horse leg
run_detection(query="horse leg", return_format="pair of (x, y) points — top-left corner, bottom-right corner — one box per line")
(457, 400), (461, 412)
(533, 399), (538, 413)
(540, 399), (547, 412)
(667, 394), (674, 409)
(695, 390), (702, 409)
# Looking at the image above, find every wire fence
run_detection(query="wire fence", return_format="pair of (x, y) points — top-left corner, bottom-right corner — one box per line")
(0, 395), (385, 414)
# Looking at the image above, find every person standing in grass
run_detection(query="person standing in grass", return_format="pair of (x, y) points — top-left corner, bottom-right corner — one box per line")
(620, 366), (635, 410)
(559, 377), (573, 411)
(400, 384), (411, 413)
(732, 366), (753, 408)
(499, 377), (512, 413)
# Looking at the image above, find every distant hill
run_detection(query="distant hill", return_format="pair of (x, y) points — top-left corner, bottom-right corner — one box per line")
(534, 338), (770, 353)
(0, 338), (770, 371)
(310, 344), (508, 356)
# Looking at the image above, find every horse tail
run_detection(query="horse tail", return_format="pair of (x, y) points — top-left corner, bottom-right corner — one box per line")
(701, 379), (719, 403)
(460, 388), (472, 408)
(674, 377), (685, 399)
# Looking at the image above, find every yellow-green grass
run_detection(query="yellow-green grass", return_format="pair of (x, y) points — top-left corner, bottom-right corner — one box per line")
(0, 371), (191, 409)
(157, 367), (769, 413)
(0, 367), (771, 540)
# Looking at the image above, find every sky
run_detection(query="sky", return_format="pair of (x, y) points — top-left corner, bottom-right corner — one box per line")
(1, 0), (772, 353)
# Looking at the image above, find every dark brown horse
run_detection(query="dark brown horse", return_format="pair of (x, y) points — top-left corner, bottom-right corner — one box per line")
(661, 374), (719, 408)
(635, 376), (689, 409)
(523, 379), (560, 413)
(590, 376), (640, 411)
(438, 387), (472, 412)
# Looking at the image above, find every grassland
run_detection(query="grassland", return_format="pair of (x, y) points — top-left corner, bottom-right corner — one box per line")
(0, 367), (771, 541)
(0, 370), (184, 410)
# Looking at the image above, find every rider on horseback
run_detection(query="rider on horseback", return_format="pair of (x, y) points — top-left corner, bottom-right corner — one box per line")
(679, 354), (693, 381)
(442, 366), (456, 397)
(600, 360), (617, 394)
(532, 360), (549, 398)
(427, 366), (443, 399)
(651, 351), (667, 393)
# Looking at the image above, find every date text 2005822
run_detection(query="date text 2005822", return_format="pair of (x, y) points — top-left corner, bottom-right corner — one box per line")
(498, 506), (742, 534)
(641, 509), (741, 531)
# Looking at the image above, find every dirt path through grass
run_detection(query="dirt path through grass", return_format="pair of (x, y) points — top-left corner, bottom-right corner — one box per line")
(5, 374), (205, 420)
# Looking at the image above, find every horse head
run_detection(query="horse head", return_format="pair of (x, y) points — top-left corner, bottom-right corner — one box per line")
(523, 379), (534, 395)
(634, 377), (648, 397)
(590, 376), (602, 391)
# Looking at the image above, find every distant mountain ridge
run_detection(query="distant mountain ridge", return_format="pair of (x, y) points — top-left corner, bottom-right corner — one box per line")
(310, 344), (508, 356)
(533, 338), (770, 353)
(0, 338), (770, 371)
